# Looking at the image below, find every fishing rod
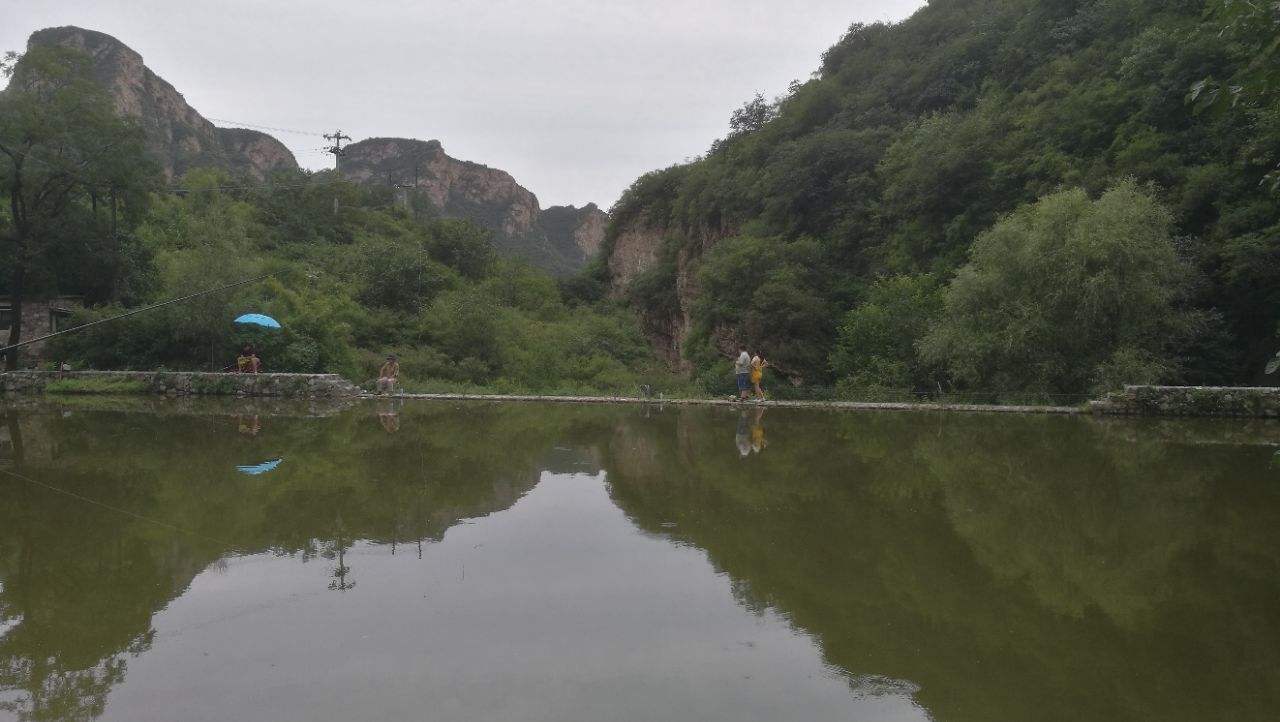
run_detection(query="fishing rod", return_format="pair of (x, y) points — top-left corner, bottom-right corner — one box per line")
(0, 273), (273, 356)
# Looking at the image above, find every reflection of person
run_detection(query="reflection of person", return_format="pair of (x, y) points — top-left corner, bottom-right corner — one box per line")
(378, 400), (400, 433)
(377, 354), (400, 393)
(236, 345), (261, 374)
(733, 345), (752, 402)
(750, 354), (768, 401)
(236, 414), (261, 436)
(751, 406), (767, 453)
(736, 410), (752, 457)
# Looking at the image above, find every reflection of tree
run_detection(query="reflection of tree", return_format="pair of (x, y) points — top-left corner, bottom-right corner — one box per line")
(4, 401), (1278, 722)
(0, 402), (619, 721)
(603, 408), (1280, 722)
(324, 515), (355, 592)
(0, 654), (126, 722)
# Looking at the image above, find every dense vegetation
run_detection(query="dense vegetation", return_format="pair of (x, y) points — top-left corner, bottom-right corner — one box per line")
(6, 1), (1280, 399)
(597, 0), (1280, 397)
(0, 47), (680, 394)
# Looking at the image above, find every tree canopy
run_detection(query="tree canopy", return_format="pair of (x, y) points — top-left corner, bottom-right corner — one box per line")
(600, 0), (1280, 395)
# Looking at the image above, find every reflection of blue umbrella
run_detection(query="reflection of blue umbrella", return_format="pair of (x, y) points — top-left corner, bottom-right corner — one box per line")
(234, 313), (282, 329)
(236, 458), (283, 475)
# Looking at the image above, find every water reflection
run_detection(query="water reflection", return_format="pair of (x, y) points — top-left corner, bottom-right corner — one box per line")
(234, 414), (260, 436)
(0, 401), (1276, 721)
(733, 407), (768, 458)
(234, 458), (282, 475)
(377, 399), (400, 434)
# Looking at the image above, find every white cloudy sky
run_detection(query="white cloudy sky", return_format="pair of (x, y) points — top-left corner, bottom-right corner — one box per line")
(3, 0), (925, 208)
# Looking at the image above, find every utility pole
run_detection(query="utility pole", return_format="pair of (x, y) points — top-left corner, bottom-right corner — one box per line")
(324, 129), (352, 215)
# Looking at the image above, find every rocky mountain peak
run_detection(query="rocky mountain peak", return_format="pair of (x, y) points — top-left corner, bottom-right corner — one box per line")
(18, 26), (606, 274)
(341, 138), (608, 275)
(25, 26), (298, 181)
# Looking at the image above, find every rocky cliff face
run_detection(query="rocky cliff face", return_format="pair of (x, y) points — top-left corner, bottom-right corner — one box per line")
(533, 203), (608, 275)
(21, 26), (605, 274)
(341, 137), (608, 276)
(568, 204), (608, 258)
(604, 214), (686, 369)
(25, 26), (298, 181)
(341, 137), (540, 238)
(605, 215), (735, 372)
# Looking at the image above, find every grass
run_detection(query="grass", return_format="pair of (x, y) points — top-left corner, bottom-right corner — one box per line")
(45, 377), (151, 395)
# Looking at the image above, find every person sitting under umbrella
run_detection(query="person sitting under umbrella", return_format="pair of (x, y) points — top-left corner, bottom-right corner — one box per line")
(236, 344), (261, 373)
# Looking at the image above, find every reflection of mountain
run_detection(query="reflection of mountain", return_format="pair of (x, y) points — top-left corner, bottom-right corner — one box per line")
(601, 409), (1280, 722)
(0, 402), (615, 721)
(1, 403), (1278, 721)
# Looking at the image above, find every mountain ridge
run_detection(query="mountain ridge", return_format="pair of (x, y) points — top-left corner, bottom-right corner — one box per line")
(22, 26), (606, 275)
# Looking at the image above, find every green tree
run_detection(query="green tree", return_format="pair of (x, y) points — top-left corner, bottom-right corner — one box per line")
(920, 180), (1202, 395)
(1190, 0), (1280, 114)
(829, 274), (943, 394)
(0, 45), (155, 367)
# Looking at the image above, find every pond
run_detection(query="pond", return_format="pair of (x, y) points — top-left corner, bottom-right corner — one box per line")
(0, 398), (1277, 721)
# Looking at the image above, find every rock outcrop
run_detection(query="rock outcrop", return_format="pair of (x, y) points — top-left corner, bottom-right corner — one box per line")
(341, 137), (540, 239)
(606, 212), (666, 292)
(604, 214), (735, 371)
(532, 203), (609, 275)
(341, 137), (608, 275)
(25, 26), (298, 181)
(20, 26), (607, 274)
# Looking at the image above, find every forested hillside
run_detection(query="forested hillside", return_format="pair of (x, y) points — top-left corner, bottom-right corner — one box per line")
(595, 0), (1280, 397)
(0, 45), (672, 394)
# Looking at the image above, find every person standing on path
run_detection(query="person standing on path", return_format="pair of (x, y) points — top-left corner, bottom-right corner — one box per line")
(750, 354), (768, 401)
(734, 345), (752, 402)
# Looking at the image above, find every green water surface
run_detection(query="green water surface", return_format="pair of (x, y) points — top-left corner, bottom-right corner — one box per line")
(0, 399), (1277, 721)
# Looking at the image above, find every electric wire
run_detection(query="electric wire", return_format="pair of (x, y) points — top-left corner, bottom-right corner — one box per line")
(206, 118), (327, 137)
(0, 465), (234, 547)
(0, 274), (273, 354)
(12, 146), (350, 193)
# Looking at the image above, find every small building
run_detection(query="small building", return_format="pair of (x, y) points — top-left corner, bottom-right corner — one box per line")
(0, 296), (82, 363)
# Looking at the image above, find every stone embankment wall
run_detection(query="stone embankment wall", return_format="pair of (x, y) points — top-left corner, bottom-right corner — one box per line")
(3, 374), (1280, 417)
(1091, 385), (1280, 417)
(0, 370), (360, 398)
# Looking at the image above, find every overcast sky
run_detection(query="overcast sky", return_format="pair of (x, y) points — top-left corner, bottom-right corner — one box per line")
(3, 0), (925, 208)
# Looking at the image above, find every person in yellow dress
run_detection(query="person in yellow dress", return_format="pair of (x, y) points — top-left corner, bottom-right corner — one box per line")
(750, 354), (768, 401)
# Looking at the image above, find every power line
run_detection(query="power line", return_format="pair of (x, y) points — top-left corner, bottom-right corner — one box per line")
(0, 274), (273, 357)
(207, 117), (326, 137)
(0, 466), (234, 546)
(12, 146), (351, 193)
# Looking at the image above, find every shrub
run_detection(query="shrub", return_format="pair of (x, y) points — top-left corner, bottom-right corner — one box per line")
(921, 180), (1203, 395)
(830, 274), (943, 391)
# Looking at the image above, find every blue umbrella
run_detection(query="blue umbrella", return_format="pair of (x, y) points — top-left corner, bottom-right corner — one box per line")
(236, 458), (283, 475)
(234, 313), (282, 329)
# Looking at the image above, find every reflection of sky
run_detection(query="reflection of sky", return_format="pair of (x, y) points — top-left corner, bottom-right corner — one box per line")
(102, 472), (930, 722)
(0, 581), (18, 641)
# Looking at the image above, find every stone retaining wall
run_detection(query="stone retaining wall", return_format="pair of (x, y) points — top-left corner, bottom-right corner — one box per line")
(4, 374), (1280, 417)
(0, 370), (361, 398)
(1091, 385), (1280, 418)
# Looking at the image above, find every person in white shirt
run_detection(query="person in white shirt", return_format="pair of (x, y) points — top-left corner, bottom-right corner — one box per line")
(733, 345), (752, 401)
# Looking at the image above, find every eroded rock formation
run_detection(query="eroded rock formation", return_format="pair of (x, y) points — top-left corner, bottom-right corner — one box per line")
(26, 26), (299, 181)
(341, 137), (608, 275)
(21, 26), (608, 274)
